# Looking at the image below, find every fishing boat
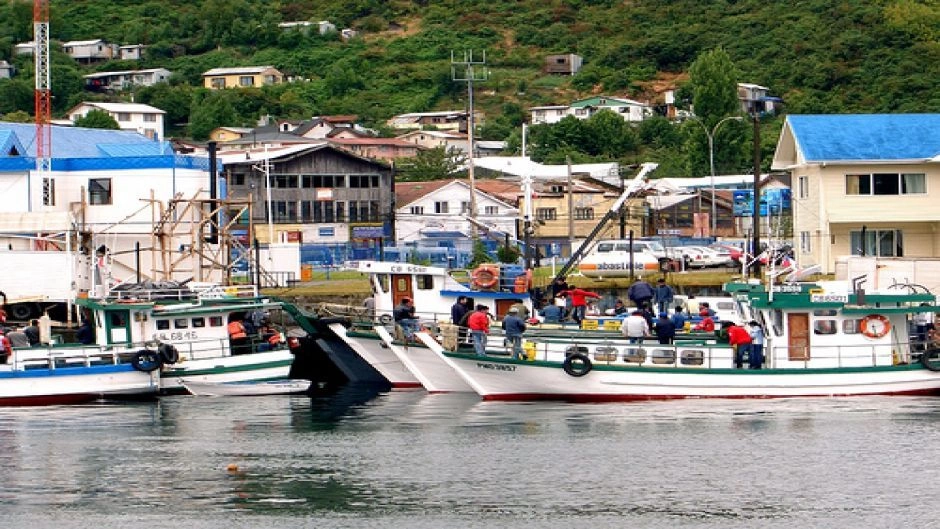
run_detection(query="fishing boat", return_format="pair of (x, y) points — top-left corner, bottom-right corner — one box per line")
(319, 260), (533, 388)
(69, 280), (316, 393)
(0, 346), (160, 406)
(422, 278), (940, 401)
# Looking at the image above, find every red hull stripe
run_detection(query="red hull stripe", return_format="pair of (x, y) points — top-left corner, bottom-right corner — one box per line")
(0, 393), (100, 406)
(481, 387), (940, 402)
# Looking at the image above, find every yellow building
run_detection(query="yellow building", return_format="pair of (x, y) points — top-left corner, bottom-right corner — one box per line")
(202, 66), (284, 89)
(772, 114), (940, 273)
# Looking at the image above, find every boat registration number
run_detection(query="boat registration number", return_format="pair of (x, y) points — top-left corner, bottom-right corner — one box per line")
(152, 331), (199, 341)
(810, 294), (848, 303)
(475, 362), (517, 372)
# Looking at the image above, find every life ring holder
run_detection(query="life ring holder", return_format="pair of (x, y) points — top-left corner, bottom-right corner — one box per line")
(860, 314), (891, 339)
(563, 352), (592, 377)
(471, 264), (500, 290)
(921, 348), (940, 372)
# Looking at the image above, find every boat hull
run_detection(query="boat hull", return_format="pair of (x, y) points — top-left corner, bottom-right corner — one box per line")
(375, 326), (473, 393)
(328, 323), (421, 389)
(160, 349), (295, 393)
(437, 353), (940, 401)
(0, 364), (160, 406)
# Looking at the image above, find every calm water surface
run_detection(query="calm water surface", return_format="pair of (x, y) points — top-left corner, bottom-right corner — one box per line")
(1, 385), (939, 528)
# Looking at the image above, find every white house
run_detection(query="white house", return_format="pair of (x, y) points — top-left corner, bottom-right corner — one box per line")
(0, 60), (14, 79)
(395, 180), (519, 243)
(61, 39), (118, 63)
(530, 96), (653, 125)
(67, 102), (166, 140)
(387, 110), (481, 131)
(118, 44), (146, 60)
(396, 129), (468, 154)
(83, 68), (172, 91)
(13, 42), (34, 56)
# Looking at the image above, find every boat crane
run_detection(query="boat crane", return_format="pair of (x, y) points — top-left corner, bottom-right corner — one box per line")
(552, 162), (659, 282)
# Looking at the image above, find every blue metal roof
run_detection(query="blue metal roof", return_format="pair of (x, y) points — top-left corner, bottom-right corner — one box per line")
(0, 121), (209, 172)
(787, 114), (940, 161)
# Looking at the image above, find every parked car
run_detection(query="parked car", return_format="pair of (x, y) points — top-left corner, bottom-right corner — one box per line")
(709, 243), (743, 264)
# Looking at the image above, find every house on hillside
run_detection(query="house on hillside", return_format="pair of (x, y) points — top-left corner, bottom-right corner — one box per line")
(771, 113), (940, 274)
(61, 39), (118, 63)
(83, 68), (171, 92)
(294, 115), (362, 139)
(66, 102), (166, 140)
(738, 83), (782, 116)
(396, 129), (468, 154)
(0, 60), (14, 79)
(544, 53), (583, 75)
(209, 127), (254, 142)
(529, 96), (652, 125)
(13, 42), (34, 56)
(202, 66), (284, 89)
(118, 44), (146, 60)
(220, 144), (393, 246)
(394, 180), (519, 243)
(387, 110), (481, 132)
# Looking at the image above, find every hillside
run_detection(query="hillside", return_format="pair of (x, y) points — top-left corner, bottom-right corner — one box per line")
(0, 0), (937, 176)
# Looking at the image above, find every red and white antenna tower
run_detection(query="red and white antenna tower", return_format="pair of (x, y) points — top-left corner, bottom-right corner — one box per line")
(34, 0), (51, 173)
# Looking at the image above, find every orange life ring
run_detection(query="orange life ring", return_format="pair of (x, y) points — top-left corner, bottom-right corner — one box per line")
(513, 269), (533, 293)
(471, 264), (500, 290)
(860, 314), (891, 339)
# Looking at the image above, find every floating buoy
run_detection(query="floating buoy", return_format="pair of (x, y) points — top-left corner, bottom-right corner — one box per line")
(226, 463), (239, 472)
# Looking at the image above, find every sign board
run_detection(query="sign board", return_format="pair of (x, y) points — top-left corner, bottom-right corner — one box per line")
(581, 320), (599, 330)
(811, 294), (849, 303)
(315, 188), (333, 201)
(658, 229), (681, 235)
(351, 225), (384, 239)
(603, 320), (622, 331)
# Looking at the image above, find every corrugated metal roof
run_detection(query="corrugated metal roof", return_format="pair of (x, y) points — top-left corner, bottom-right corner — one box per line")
(787, 114), (940, 161)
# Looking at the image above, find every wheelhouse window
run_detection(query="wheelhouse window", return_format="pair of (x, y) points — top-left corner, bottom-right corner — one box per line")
(842, 319), (863, 334)
(813, 310), (838, 335)
(416, 275), (433, 290)
(845, 173), (926, 195)
(850, 229), (903, 257)
(89, 178), (112, 205)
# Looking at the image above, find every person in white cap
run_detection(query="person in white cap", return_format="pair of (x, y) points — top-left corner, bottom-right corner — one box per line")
(501, 307), (528, 360)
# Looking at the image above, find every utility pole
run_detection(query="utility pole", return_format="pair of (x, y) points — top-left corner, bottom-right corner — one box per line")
(751, 114), (762, 277)
(451, 50), (487, 239)
(566, 156), (574, 257)
(521, 124), (533, 269)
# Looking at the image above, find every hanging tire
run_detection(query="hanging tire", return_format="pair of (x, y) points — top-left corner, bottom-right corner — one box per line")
(378, 314), (393, 325)
(158, 344), (179, 364)
(131, 349), (162, 372)
(921, 348), (940, 372)
(563, 352), (592, 377)
(10, 304), (33, 321)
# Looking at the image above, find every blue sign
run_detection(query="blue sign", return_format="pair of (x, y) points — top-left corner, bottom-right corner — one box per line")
(732, 189), (792, 217)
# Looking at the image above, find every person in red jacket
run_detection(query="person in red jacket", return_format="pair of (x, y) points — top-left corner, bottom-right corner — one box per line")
(558, 284), (601, 324)
(726, 321), (753, 368)
(693, 308), (715, 332)
(466, 305), (491, 356)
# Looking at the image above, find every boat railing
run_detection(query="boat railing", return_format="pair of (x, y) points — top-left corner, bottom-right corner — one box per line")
(9, 344), (140, 370)
(106, 283), (259, 302)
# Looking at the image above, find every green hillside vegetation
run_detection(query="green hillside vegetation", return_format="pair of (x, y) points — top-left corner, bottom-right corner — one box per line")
(0, 0), (937, 177)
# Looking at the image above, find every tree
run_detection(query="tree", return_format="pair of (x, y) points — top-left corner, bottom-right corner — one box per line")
(688, 48), (740, 127)
(396, 147), (466, 182)
(74, 109), (120, 130)
(0, 110), (31, 123)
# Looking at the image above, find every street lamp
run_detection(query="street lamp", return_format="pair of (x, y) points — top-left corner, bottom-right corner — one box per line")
(691, 116), (743, 236)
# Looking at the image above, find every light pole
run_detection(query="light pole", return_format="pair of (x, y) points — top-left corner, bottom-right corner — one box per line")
(691, 116), (743, 236)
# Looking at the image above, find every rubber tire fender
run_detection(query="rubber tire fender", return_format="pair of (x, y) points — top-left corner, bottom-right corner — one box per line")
(921, 348), (940, 372)
(378, 314), (393, 325)
(563, 352), (592, 377)
(158, 343), (180, 365)
(132, 349), (162, 372)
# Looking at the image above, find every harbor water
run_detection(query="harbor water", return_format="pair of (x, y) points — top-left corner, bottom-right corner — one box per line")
(2, 385), (939, 528)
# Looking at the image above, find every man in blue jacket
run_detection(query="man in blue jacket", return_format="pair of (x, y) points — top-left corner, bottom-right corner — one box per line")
(501, 307), (528, 360)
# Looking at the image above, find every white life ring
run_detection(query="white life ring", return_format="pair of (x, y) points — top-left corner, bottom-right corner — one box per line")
(860, 314), (891, 339)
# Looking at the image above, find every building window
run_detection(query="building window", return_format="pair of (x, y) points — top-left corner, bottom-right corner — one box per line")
(460, 201), (471, 214)
(230, 174), (245, 186)
(484, 206), (498, 215)
(210, 77), (225, 89)
(850, 229), (902, 257)
(271, 201), (297, 222)
(318, 227), (335, 237)
(410, 206), (424, 215)
(88, 178), (112, 205)
(42, 177), (55, 206)
(434, 201), (449, 214)
(143, 114), (156, 122)
(273, 175), (297, 188)
(536, 208), (557, 221)
(239, 76), (254, 87)
(349, 175), (376, 188)
(574, 207), (594, 220)
(116, 113), (130, 122)
(800, 231), (811, 253)
(798, 176), (808, 199)
(845, 173), (926, 195)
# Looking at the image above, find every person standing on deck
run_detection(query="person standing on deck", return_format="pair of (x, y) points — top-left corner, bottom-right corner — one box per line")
(748, 321), (765, 369)
(451, 296), (469, 325)
(23, 319), (40, 346)
(727, 321), (753, 369)
(501, 307), (528, 360)
(671, 306), (689, 332)
(467, 305), (491, 356)
(227, 315), (250, 355)
(558, 284), (601, 324)
(627, 277), (655, 309)
(621, 310), (650, 344)
(653, 312), (676, 344)
(653, 278), (675, 315)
